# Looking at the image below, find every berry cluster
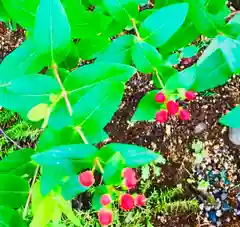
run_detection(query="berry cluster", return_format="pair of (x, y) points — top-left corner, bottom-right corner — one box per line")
(155, 90), (197, 123)
(78, 168), (146, 226)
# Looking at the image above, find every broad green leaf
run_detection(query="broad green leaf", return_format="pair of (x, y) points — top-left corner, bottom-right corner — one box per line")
(72, 82), (125, 135)
(199, 36), (240, 74)
(0, 174), (29, 208)
(132, 90), (160, 121)
(166, 65), (196, 91)
(184, 0), (230, 37)
(31, 183), (61, 227)
(32, 144), (98, 166)
(0, 149), (36, 177)
(204, 0), (226, 14)
(64, 62), (136, 92)
(0, 2), (11, 23)
(159, 19), (200, 55)
(33, 0), (71, 64)
(167, 53), (180, 65)
(61, 175), (88, 200)
(92, 185), (109, 211)
(40, 163), (74, 196)
(139, 3), (189, 47)
(103, 0), (138, 26)
(0, 206), (26, 227)
(224, 13), (240, 38)
(182, 46), (199, 58)
(2, 0), (39, 29)
(63, 0), (111, 39)
(154, 0), (179, 8)
(76, 35), (110, 60)
(28, 103), (50, 122)
(7, 75), (60, 95)
(0, 39), (46, 85)
(132, 41), (163, 73)
(219, 105), (240, 128)
(100, 143), (161, 167)
(97, 35), (137, 64)
(103, 152), (125, 185)
(102, 19), (125, 37)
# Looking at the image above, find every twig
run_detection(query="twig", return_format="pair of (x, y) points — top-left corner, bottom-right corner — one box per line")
(154, 68), (165, 89)
(131, 18), (141, 40)
(23, 165), (40, 219)
(0, 127), (22, 149)
(75, 126), (88, 145)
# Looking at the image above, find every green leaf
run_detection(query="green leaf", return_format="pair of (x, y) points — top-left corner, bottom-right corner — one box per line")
(0, 39), (46, 85)
(40, 163), (74, 196)
(97, 35), (137, 64)
(224, 13), (240, 38)
(32, 144), (98, 166)
(219, 105), (240, 128)
(72, 82), (125, 135)
(64, 62), (136, 92)
(0, 149), (35, 177)
(139, 3), (189, 47)
(2, 0), (39, 29)
(63, 0), (111, 39)
(31, 182), (62, 227)
(103, 0), (138, 26)
(0, 2), (11, 23)
(185, 0), (230, 37)
(132, 90), (160, 121)
(7, 75), (60, 95)
(33, 0), (71, 64)
(103, 152), (125, 185)
(76, 35), (110, 60)
(131, 41), (163, 73)
(0, 174), (29, 208)
(0, 206), (26, 227)
(205, 0), (226, 14)
(61, 175), (88, 200)
(92, 185), (109, 211)
(166, 65), (196, 91)
(100, 143), (161, 167)
(159, 19), (200, 55)
(167, 53), (180, 65)
(28, 103), (50, 122)
(182, 46), (199, 58)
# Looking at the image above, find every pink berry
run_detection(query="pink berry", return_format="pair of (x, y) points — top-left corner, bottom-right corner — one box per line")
(122, 168), (135, 178)
(185, 91), (197, 101)
(98, 208), (113, 226)
(156, 110), (168, 123)
(120, 194), (135, 211)
(100, 194), (112, 206)
(166, 100), (179, 115)
(155, 92), (166, 103)
(78, 171), (95, 187)
(124, 176), (137, 189)
(136, 194), (146, 207)
(179, 109), (191, 121)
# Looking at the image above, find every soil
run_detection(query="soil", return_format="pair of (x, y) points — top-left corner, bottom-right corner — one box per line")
(1, 8), (240, 227)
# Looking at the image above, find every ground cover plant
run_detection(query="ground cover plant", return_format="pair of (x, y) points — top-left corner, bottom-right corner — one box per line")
(0, 0), (239, 226)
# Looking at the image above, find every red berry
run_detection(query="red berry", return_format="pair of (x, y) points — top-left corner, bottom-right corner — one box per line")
(185, 91), (197, 101)
(166, 100), (179, 115)
(136, 194), (146, 207)
(120, 194), (135, 211)
(122, 168), (135, 178)
(156, 110), (168, 123)
(155, 92), (166, 103)
(98, 208), (113, 226)
(124, 175), (137, 189)
(179, 109), (191, 121)
(78, 170), (95, 187)
(100, 194), (112, 206)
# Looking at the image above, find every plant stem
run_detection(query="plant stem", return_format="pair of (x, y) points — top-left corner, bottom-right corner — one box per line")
(23, 165), (40, 219)
(0, 127), (22, 149)
(95, 158), (104, 173)
(131, 18), (141, 40)
(154, 68), (165, 89)
(52, 63), (89, 145)
(52, 63), (73, 116)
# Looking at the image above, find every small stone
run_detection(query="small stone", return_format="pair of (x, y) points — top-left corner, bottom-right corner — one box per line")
(229, 128), (240, 145)
(216, 221), (222, 226)
(194, 122), (207, 134)
(225, 217), (231, 223)
(216, 210), (222, 217)
(199, 203), (204, 210)
(208, 165), (213, 171)
(221, 192), (228, 201)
